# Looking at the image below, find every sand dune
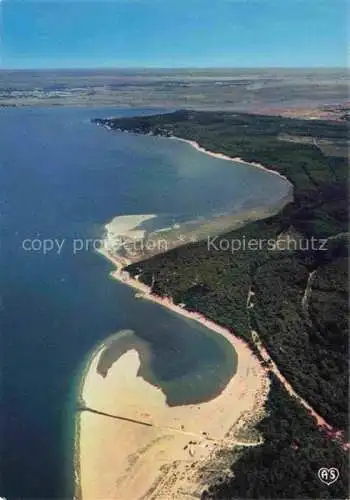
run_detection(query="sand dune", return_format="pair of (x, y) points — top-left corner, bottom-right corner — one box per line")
(76, 328), (269, 499)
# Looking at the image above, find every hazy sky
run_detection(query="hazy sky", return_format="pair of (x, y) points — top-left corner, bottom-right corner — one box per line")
(1, 0), (348, 69)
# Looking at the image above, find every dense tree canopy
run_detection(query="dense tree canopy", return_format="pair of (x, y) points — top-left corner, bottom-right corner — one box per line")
(95, 111), (349, 498)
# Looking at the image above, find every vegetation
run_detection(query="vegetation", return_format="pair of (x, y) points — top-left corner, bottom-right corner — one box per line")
(94, 110), (349, 498)
(204, 375), (349, 499)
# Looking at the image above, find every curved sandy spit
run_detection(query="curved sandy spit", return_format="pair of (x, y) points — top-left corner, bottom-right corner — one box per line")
(75, 247), (270, 500)
(75, 130), (293, 499)
(75, 132), (289, 499)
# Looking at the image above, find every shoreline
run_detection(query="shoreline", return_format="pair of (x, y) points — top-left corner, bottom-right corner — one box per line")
(75, 253), (269, 499)
(73, 342), (107, 500)
(95, 120), (291, 186)
(96, 246), (259, 369)
(74, 130), (289, 498)
(170, 135), (290, 182)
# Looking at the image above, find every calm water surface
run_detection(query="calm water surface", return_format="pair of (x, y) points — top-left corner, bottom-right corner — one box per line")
(1, 107), (289, 499)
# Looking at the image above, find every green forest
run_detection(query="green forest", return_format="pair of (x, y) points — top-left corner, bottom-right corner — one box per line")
(94, 111), (349, 498)
(204, 375), (349, 499)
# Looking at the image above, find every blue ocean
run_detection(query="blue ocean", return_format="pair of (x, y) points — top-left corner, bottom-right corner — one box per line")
(0, 107), (289, 499)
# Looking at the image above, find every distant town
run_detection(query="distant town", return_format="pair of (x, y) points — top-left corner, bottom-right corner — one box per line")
(0, 69), (348, 120)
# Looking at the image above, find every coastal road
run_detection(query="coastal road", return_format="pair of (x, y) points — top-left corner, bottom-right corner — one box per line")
(246, 286), (349, 449)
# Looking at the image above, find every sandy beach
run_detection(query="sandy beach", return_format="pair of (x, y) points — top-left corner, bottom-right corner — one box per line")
(171, 136), (289, 181)
(77, 338), (268, 500)
(74, 139), (287, 498)
(105, 214), (157, 236)
(104, 214), (157, 252)
(75, 242), (270, 500)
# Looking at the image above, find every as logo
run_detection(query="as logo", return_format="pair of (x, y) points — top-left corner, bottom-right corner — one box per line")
(318, 467), (339, 485)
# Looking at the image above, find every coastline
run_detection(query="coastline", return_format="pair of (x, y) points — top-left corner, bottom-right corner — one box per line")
(95, 120), (291, 185)
(75, 256), (269, 499)
(74, 131), (292, 498)
(170, 135), (289, 182)
(73, 342), (106, 500)
(97, 245), (252, 358)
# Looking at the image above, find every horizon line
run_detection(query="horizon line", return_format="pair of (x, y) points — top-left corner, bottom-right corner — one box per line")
(0, 65), (347, 72)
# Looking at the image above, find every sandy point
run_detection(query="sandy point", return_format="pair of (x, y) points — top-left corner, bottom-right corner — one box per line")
(76, 325), (269, 499)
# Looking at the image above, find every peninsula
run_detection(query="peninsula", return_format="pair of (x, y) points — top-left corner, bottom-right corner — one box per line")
(80, 110), (349, 499)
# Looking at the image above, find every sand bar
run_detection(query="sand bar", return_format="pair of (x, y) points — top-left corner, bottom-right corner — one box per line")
(75, 244), (270, 500)
(105, 214), (157, 235)
(77, 342), (268, 500)
(75, 131), (293, 498)
(104, 214), (157, 252)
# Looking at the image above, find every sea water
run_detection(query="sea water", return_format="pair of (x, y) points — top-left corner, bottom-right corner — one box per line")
(0, 106), (289, 498)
